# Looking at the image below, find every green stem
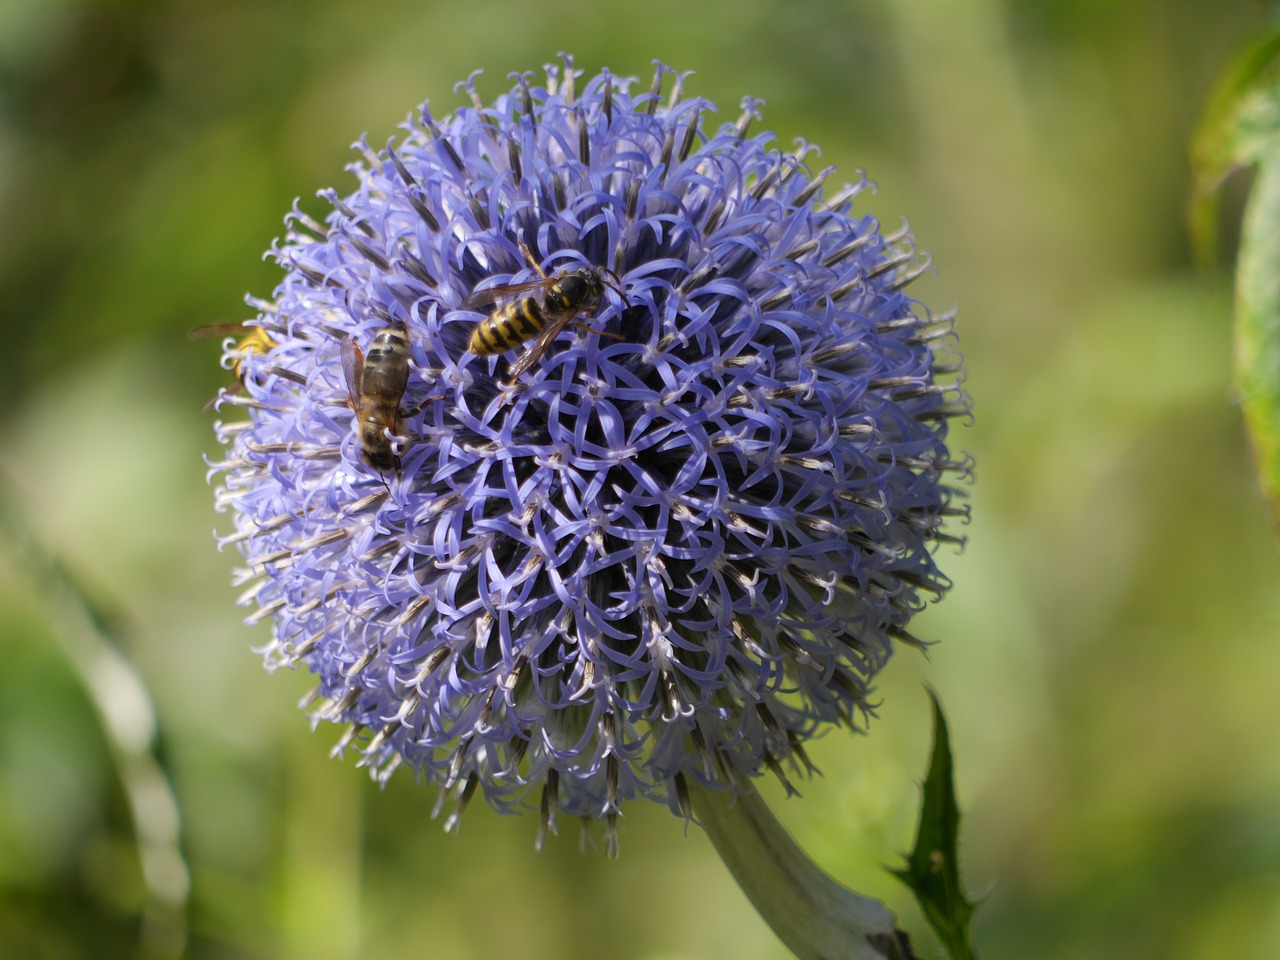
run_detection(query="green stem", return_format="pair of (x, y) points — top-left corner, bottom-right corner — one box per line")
(688, 780), (918, 960)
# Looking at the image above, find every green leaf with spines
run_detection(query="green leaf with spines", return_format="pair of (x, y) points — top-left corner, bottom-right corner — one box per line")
(889, 689), (977, 960)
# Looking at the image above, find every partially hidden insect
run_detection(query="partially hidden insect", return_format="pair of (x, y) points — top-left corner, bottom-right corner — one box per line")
(190, 322), (280, 410)
(465, 241), (627, 384)
(342, 321), (411, 474)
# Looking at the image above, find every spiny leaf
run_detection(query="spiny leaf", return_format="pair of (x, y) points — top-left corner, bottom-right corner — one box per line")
(889, 689), (977, 960)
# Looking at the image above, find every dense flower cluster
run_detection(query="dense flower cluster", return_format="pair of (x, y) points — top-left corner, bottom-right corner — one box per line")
(211, 59), (970, 846)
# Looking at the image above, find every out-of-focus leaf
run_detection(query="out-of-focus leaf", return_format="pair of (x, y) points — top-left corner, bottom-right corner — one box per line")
(890, 690), (977, 960)
(1189, 25), (1280, 523)
(1235, 155), (1280, 523)
(1188, 26), (1280, 268)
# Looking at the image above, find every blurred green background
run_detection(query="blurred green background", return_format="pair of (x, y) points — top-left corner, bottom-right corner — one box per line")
(2, 0), (1279, 957)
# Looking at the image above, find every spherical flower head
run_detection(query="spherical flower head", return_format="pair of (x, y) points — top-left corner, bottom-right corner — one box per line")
(211, 59), (971, 847)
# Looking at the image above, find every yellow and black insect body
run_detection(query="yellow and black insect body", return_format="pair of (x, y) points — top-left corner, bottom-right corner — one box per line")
(191, 322), (280, 410)
(342, 321), (411, 473)
(466, 243), (625, 383)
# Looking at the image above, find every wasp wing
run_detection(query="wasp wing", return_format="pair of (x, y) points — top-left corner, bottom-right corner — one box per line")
(462, 277), (555, 310)
(189, 321), (280, 345)
(188, 321), (252, 342)
(504, 310), (577, 382)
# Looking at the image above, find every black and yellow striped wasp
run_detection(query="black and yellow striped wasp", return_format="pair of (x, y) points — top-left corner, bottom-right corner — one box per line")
(465, 241), (627, 384)
(189, 321), (279, 410)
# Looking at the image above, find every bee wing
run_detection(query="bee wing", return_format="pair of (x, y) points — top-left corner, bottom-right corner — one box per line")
(341, 339), (364, 404)
(505, 310), (577, 382)
(462, 277), (555, 310)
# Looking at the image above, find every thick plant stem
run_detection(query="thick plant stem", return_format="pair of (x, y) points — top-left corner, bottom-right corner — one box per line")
(689, 781), (918, 960)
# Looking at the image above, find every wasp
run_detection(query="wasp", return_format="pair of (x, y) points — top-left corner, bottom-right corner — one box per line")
(190, 322), (279, 409)
(465, 242), (626, 383)
(342, 321), (411, 474)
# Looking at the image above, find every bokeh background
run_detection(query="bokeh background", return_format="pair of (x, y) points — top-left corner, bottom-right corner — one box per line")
(2, 0), (1279, 957)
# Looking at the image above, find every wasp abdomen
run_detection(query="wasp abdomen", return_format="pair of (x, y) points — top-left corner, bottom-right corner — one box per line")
(468, 299), (547, 355)
(465, 259), (621, 383)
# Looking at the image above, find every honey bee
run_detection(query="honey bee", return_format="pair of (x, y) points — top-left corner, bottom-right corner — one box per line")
(466, 242), (626, 383)
(342, 321), (411, 474)
(190, 322), (279, 409)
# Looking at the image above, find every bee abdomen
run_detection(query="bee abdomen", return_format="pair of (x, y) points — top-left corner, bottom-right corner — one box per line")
(361, 323), (411, 400)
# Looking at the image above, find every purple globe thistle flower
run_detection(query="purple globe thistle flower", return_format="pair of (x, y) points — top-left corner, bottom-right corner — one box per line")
(210, 59), (970, 851)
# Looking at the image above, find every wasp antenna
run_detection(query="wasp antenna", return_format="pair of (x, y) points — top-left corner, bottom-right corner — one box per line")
(517, 238), (546, 276)
(601, 267), (631, 307)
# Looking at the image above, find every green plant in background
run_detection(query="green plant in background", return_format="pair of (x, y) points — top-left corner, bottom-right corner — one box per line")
(1191, 18), (1280, 528)
(6, 2), (1280, 958)
(209, 60), (974, 959)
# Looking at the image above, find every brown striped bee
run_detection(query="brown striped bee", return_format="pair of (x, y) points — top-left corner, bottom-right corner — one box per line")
(466, 242), (626, 384)
(190, 322), (279, 409)
(342, 321), (411, 473)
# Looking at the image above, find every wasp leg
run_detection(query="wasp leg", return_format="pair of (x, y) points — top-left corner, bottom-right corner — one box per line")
(571, 321), (624, 341)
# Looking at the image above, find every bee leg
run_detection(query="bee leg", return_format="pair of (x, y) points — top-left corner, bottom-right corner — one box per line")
(400, 393), (445, 420)
(380, 394), (445, 458)
(388, 433), (406, 486)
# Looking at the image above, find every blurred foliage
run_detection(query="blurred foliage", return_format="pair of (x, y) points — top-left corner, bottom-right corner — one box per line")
(1189, 23), (1280, 524)
(2, 0), (1280, 958)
